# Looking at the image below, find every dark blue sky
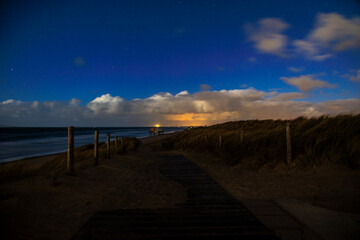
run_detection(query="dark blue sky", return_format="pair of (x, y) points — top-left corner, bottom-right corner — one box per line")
(0, 0), (359, 126)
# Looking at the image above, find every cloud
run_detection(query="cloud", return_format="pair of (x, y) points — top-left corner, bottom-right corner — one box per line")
(246, 13), (360, 61)
(175, 90), (190, 97)
(268, 92), (306, 101)
(1, 88), (359, 127)
(293, 13), (360, 60)
(293, 39), (333, 61)
(0, 98), (92, 126)
(87, 94), (125, 114)
(288, 66), (305, 73)
(244, 18), (289, 56)
(281, 75), (336, 92)
(1, 99), (17, 104)
(310, 99), (360, 116)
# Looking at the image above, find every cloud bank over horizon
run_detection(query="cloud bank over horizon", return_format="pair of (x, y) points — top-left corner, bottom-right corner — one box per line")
(1, 87), (359, 127)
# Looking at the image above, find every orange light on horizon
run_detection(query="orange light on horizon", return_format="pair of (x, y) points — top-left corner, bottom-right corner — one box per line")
(155, 124), (160, 128)
(165, 111), (240, 126)
(166, 113), (208, 126)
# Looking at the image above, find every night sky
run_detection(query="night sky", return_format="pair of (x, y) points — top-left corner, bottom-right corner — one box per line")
(1, 0), (360, 126)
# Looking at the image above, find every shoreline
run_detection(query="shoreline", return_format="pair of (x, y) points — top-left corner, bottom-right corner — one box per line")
(0, 130), (184, 165)
(0, 131), (182, 167)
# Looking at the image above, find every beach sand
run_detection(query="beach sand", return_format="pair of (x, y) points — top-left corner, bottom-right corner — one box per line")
(0, 134), (186, 240)
(1, 132), (359, 239)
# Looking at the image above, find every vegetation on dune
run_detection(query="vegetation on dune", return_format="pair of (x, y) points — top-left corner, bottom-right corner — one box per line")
(0, 137), (140, 183)
(162, 115), (360, 170)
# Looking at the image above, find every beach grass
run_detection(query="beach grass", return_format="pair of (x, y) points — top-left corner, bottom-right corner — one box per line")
(161, 114), (360, 170)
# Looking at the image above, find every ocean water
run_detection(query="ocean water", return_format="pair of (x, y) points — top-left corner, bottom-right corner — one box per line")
(0, 127), (184, 163)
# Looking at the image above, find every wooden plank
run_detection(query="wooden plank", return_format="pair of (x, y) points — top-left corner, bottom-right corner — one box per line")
(72, 154), (279, 240)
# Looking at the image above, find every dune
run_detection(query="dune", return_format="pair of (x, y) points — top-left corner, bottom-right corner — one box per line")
(1, 116), (359, 239)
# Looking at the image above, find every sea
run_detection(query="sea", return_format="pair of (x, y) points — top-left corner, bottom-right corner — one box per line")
(0, 127), (185, 163)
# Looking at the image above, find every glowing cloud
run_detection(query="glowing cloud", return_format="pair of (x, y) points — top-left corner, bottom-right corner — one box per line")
(1, 88), (359, 127)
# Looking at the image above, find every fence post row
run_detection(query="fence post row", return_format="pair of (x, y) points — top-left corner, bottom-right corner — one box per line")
(94, 130), (99, 166)
(68, 125), (293, 171)
(286, 122), (292, 165)
(67, 126), (74, 175)
(107, 133), (111, 159)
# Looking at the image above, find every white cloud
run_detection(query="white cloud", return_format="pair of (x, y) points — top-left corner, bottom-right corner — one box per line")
(244, 18), (289, 56)
(87, 94), (124, 114)
(147, 92), (173, 101)
(1, 88), (359, 127)
(309, 13), (360, 50)
(293, 13), (360, 60)
(288, 66), (305, 73)
(0, 88), (360, 126)
(1, 99), (16, 104)
(281, 75), (336, 92)
(175, 90), (190, 97)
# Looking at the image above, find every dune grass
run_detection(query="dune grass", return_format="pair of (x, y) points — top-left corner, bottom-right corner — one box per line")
(0, 137), (140, 184)
(162, 115), (360, 170)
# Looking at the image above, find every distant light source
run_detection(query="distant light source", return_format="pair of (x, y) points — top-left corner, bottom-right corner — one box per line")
(155, 124), (160, 128)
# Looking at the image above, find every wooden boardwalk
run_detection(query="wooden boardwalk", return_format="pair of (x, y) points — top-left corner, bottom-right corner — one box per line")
(72, 154), (279, 239)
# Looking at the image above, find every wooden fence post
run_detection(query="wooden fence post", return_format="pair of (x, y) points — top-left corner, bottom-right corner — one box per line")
(67, 126), (74, 175)
(219, 133), (222, 147)
(240, 129), (244, 146)
(107, 133), (110, 159)
(115, 136), (118, 153)
(94, 130), (99, 166)
(120, 137), (124, 151)
(286, 122), (292, 165)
